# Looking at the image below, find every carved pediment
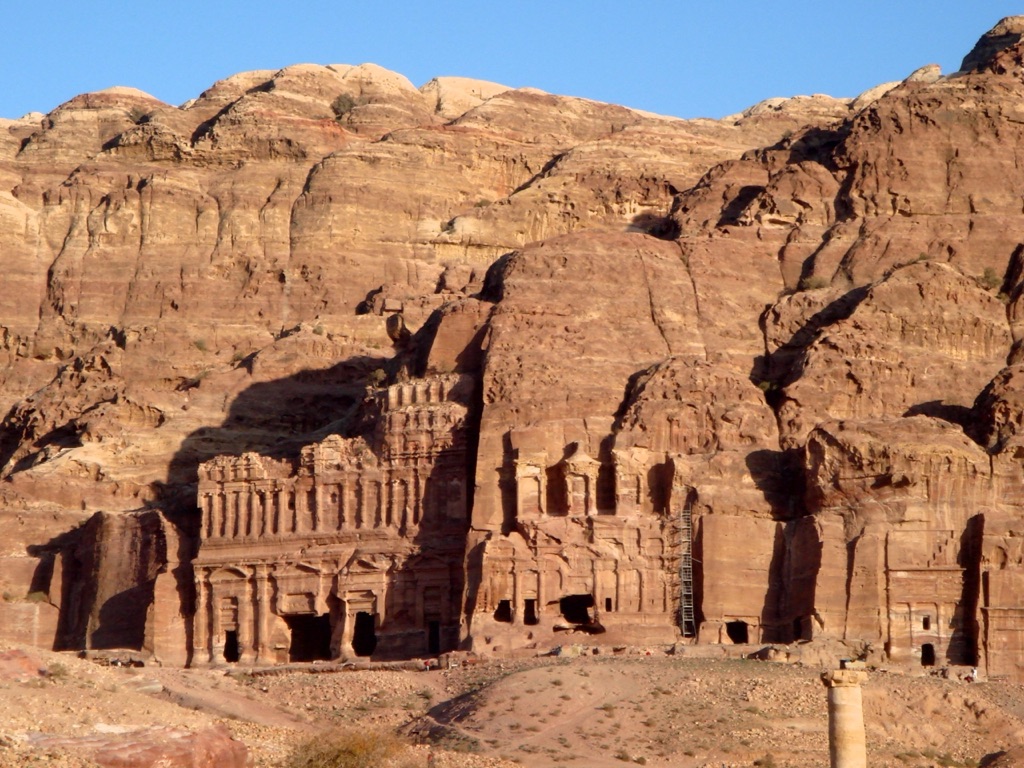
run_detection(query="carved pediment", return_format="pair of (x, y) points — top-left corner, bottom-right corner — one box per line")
(208, 566), (249, 582)
(344, 552), (395, 574)
(275, 561), (322, 577)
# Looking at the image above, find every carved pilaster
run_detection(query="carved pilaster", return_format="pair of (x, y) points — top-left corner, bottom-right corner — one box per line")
(238, 568), (254, 664)
(253, 563), (269, 663)
(192, 568), (210, 666)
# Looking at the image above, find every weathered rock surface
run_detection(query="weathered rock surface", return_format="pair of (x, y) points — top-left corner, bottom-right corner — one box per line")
(774, 261), (1011, 448)
(6, 19), (1024, 682)
(961, 16), (1024, 72)
(28, 725), (249, 768)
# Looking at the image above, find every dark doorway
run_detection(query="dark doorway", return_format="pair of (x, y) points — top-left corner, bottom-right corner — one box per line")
(285, 613), (332, 662)
(793, 617), (805, 642)
(725, 620), (749, 644)
(223, 630), (240, 663)
(922, 643), (936, 667)
(922, 616), (931, 631)
(427, 620), (441, 654)
(352, 611), (377, 657)
(524, 599), (539, 626)
(605, 597), (613, 612)
(494, 599), (513, 623)
(560, 594), (594, 625)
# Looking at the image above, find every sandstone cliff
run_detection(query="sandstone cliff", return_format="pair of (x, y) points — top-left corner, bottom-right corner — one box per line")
(4, 20), (1024, 675)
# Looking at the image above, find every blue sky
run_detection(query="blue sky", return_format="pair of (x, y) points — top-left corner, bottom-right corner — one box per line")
(2, 2), (1017, 120)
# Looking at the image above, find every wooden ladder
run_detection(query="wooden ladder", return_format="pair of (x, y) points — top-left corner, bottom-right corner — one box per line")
(680, 504), (696, 637)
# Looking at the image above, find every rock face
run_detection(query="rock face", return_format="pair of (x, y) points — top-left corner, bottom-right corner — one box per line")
(28, 725), (249, 768)
(8, 20), (1024, 679)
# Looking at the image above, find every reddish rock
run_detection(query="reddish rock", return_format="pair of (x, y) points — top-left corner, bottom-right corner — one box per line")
(8, 19), (1024, 682)
(0, 649), (45, 682)
(28, 725), (249, 768)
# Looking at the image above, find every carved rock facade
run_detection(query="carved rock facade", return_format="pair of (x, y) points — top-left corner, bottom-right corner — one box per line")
(193, 374), (472, 663)
(11, 20), (1024, 683)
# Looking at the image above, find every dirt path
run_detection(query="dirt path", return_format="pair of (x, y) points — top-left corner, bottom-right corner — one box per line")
(149, 667), (314, 730)
(4, 645), (1024, 767)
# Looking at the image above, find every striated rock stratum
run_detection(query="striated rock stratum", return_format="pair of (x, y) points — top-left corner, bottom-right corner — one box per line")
(5, 20), (1024, 678)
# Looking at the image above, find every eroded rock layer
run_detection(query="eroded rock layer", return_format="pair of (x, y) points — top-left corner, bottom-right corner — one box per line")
(7, 19), (1024, 678)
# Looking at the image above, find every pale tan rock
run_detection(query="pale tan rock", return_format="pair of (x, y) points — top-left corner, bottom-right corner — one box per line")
(419, 76), (510, 119)
(849, 81), (900, 111)
(904, 64), (942, 83)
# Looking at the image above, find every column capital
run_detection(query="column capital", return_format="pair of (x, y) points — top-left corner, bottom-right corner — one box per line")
(822, 668), (868, 688)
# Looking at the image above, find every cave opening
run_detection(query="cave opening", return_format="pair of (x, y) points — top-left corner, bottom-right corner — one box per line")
(725, 620), (749, 644)
(352, 611), (377, 657)
(285, 613), (332, 662)
(494, 599), (513, 623)
(560, 594), (594, 625)
(427, 620), (441, 654)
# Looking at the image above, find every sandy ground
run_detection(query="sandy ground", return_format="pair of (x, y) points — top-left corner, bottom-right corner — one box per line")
(1, 644), (1022, 767)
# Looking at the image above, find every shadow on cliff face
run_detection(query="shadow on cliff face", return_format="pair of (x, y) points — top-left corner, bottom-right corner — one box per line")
(753, 284), (871, 390)
(903, 401), (976, 432)
(783, 125), (849, 168)
(32, 351), (394, 657)
(159, 352), (391, 523)
(629, 212), (681, 240)
(29, 510), (164, 652)
(745, 448), (806, 521)
(952, 514), (984, 666)
(165, 303), (490, 660)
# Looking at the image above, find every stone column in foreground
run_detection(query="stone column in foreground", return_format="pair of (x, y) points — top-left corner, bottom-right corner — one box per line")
(821, 662), (868, 768)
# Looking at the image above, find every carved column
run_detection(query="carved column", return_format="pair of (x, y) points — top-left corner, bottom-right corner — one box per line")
(253, 563), (269, 663)
(275, 487), (286, 534)
(243, 489), (254, 538)
(215, 494), (226, 538)
(294, 482), (307, 533)
(228, 491), (239, 538)
(366, 479), (380, 528)
(199, 494), (211, 541)
(209, 583), (223, 663)
(192, 568), (210, 666)
(313, 482), (323, 532)
(383, 475), (394, 528)
(615, 562), (623, 613)
(238, 571), (254, 664)
(356, 479), (365, 529)
(399, 479), (410, 530)
(412, 472), (422, 526)
(257, 490), (268, 536)
(511, 565), (521, 625)
(822, 664), (868, 768)
(223, 492), (232, 538)
(585, 471), (599, 516)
